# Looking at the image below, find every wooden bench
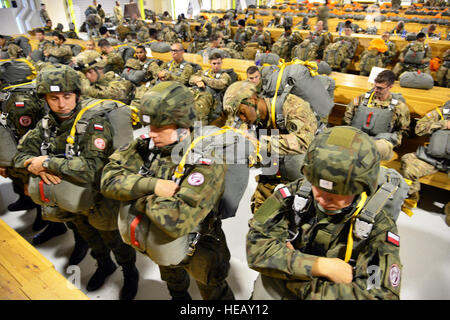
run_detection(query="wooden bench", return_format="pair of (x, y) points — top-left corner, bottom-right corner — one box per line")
(0, 218), (89, 300)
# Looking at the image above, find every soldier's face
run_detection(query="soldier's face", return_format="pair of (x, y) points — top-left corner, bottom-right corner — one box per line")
(45, 92), (77, 119)
(373, 81), (392, 99)
(247, 71), (261, 85)
(170, 45), (184, 62)
(54, 37), (63, 45)
(36, 32), (45, 41)
(210, 58), (222, 73)
(311, 186), (356, 212)
(136, 48), (146, 61)
(149, 124), (178, 147)
(85, 68), (99, 83)
(86, 41), (95, 50)
(237, 104), (257, 125)
(344, 27), (352, 36)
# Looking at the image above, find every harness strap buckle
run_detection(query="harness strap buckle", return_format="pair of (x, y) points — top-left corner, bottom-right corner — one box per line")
(187, 232), (201, 256)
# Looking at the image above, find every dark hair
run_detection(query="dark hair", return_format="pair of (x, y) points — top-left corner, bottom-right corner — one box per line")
(416, 32), (426, 39)
(238, 19), (245, 27)
(99, 26), (108, 35)
(97, 38), (111, 47)
(53, 32), (66, 42)
(136, 45), (146, 51)
(218, 18), (224, 23)
(35, 28), (45, 34)
(374, 70), (395, 86)
(209, 52), (222, 60)
(246, 65), (260, 75)
(149, 28), (158, 37)
(344, 20), (352, 28)
(209, 34), (221, 42)
(284, 25), (291, 32)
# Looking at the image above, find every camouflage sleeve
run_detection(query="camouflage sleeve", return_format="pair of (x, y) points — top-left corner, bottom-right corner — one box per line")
(415, 106), (448, 136)
(7, 44), (22, 58)
(47, 45), (72, 57)
(398, 43), (410, 60)
(107, 52), (124, 69)
(343, 96), (360, 125)
(261, 95), (318, 155)
(201, 72), (231, 91)
(188, 69), (203, 86)
(147, 60), (162, 79)
(101, 139), (159, 201)
(291, 211), (402, 300)
(82, 79), (132, 102)
(247, 183), (317, 281)
(45, 117), (114, 186)
(143, 163), (226, 238)
(13, 124), (45, 168)
(392, 102), (410, 146)
(167, 63), (194, 85)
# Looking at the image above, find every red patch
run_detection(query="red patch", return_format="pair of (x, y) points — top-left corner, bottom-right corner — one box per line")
(15, 101), (25, 107)
(94, 124), (103, 131)
(386, 232), (400, 247)
(94, 138), (106, 150)
(19, 115), (32, 127)
(279, 187), (291, 199)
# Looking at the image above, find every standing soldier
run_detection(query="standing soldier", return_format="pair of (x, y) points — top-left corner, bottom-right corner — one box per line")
(39, 3), (51, 27)
(150, 42), (194, 86)
(247, 126), (403, 300)
(317, 0), (330, 31)
(222, 81), (317, 213)
(114, 1), (124, 25)
(400, 101), (450, 223)
(12, 64), (139, 300)
(343, 70), (410, 161)
(76, 50), (133, 103)
(101, 81), (235, 300)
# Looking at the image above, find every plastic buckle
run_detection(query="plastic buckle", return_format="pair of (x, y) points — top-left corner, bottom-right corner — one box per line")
(187, 232), (201, 256)
(65, 143), (75, 159)
(353, 218), (373, 240)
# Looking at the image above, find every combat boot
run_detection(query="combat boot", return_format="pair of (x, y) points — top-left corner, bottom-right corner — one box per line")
(8, 195), (38, 212)
(119, 264), (139, 300)
(31, 206), (48, 231)
(86, 256), (117, 291)
(68, 227), (89, 266)
(32, 222), (67, 245)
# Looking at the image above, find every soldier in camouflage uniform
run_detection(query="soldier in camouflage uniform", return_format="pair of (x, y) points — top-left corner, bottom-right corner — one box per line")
(43, 33), (73, 65)
(97, 39), (125, 73)
(326, 22), (359, 72)
(189, 52), (232, 124)
(12, 64), (139, 299)
(381, 32), (398, 66)
(100, 81), (235, 300)
(213, 18), (232, 43)
(343, 70), (410, 161)
(76, 50), (133, 103)
(246, 66), (262, 93)
(247, 126), (402, 300)
(271, 26), (303, 62)
(149, 42), (194, 86)
(0, 35), (25, 59)
(223, 81), (317, 213)
(249, 22), (272, 52)
(392, 32), (432, 78)
(436, 49), (450, 88)
(317, 1), (330, 31)
(99, 26), (120, 46)
(227, 19), (254, 52)
(400, 101), (450, 224)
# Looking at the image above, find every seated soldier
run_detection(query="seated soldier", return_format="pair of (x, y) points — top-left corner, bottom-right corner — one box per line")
(343, 70), (410, 161)
(390, 21), (406, 37)
(436, 49), (450, 88)
(99, 26), (120, 46)
(227, 19), (253, 52)
(97, 38), (125, 73)
(213, 18), (232, 43)
(271, 25), (303, 62)
(189, 52), (232, 124)
(65, 23), (80, 40)
(420, 24), (440, 40)
(381, 31), (398, 66)
(359, 38), (389, 76)
(324, 21), (359, 73)
(43, 32), (73, 64)
(295, 16), (311, 30)
(149, 42), (194, 86)
(0, 35), (25, 59)
(246, 66), (262, 93)
(400, 101), (450, 222)
(248, 22), (272, 53)
(392, 32), (432, 78)
(76, 50), (134, 103)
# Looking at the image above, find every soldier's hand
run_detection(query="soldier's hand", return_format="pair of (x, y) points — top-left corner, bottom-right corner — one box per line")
(39, 171), (61, 185)
(0, 167), (8, 178)
(312, 257), (353, 284)
(196, 81), (205, 88)
(155, 179), (180, 197)
(24, 156), (48, 176)
(399, 57), (404, 63)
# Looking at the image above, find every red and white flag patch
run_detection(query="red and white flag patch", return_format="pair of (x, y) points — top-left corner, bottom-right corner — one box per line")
(278, 187), (291, 199)
(386, 231), (400, 247)
(15, 101), (25, 107)
(94, 124), (104, 131)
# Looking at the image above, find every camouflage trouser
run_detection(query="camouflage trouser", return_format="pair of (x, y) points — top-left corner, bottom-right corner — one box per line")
(400, 152), (439, 195)
(374, 139), (394, 161)
(251, 176), (289, 214)
(72, 214), (136, 266)
(158, 218), (234, 300)
(6, 167), (28, 196)
(436, 66), (450, 87)
(392, 62), (431, 78)
(251, 274), (298, 300)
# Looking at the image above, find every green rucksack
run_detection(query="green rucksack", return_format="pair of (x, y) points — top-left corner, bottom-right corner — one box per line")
(323, 41), (348, 69)
(292, 39), (319, 61)
(359, 50), (384, 76)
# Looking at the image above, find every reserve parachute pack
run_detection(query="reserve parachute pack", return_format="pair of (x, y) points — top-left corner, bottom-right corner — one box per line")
(28, 98), (139, 213)
(119, 125), (260, 266)
(0, 81), (42, 166)
(0, 58), (37, 86)
(286, 165), (409, 263)
(399, 71), (434, 90)
(262, 58), (334, 122)
(403, 42), (426, 65)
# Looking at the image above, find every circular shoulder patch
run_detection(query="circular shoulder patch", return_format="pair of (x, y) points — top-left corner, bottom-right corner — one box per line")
(19, 115), (32, 127)
(94, 137), (106, 150)
(187, 172), (204, 186)
(389, 264), (401, 287)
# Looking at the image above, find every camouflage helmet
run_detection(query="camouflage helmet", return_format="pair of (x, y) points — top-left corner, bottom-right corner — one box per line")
(36, 64), (81, 96)
(124, 58), (142, 70)
(139, 81), (196, 128)
(223, 80), (257, 116)
(75, 50), (107, 72)
(302, 126), (381, 196)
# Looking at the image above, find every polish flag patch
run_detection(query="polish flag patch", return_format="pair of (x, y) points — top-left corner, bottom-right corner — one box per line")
(278, 187), (291, 199)
(386, 231), (400, 247)
(15, 101), (25, 107)
(94, 124), (104, 131)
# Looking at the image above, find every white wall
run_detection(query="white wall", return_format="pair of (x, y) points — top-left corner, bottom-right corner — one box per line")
(0, 0), (42, 35)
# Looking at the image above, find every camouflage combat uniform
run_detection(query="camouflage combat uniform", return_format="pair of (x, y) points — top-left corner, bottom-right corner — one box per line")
(436, 49), (450, 88)
(44, 42), (73, 64)
(247, 126), (402, 300)
(343, 92), (411, 160)
(80, 71), (133, 103)
(150, 59), (194, 86)
(0, 38), (25, 59)
(400, 103), (450, 198)
(392, 40), (432, 77)
(103, 50), (125, 74)
(100, 82), (235, 300)
(214, 24), (232, 42)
